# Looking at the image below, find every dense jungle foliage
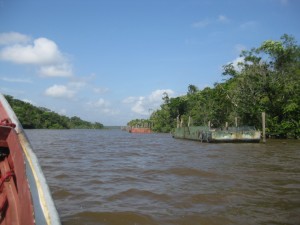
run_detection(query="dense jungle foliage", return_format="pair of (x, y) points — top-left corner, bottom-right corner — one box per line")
(128, 35), (300, 138)
(4, 95), (104, 129)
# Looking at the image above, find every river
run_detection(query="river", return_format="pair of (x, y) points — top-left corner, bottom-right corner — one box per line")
(25, 129), (300, 225)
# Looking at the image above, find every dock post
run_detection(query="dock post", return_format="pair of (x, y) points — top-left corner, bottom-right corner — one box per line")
(262, 112), (266, 143)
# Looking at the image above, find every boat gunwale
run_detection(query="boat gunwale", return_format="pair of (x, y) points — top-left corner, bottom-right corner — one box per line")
(0, 93), (61, 225)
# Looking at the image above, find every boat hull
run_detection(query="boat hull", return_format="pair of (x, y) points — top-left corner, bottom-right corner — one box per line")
(0, 125), (35, 225)
(129, 127), (152, 133)
(0, 94), (61, 225)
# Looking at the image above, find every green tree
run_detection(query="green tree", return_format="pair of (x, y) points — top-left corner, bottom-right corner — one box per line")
(4, 95), (104, 129)
(223, 34), (300, 137)
(129, 34), (299, 137)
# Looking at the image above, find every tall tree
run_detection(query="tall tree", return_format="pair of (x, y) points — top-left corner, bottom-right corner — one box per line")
(223, 34), (300, 137)
(136, 34), (299, 137)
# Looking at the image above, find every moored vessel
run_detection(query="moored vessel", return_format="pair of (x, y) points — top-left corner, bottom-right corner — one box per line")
(172, 126), (261, 143)
(129, 127), (152, 133)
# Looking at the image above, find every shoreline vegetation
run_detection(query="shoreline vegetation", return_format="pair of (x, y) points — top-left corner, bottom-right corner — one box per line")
(4, 95), (104, 129)
(128, 34), (300, 139)
(3, 35), (299, 137)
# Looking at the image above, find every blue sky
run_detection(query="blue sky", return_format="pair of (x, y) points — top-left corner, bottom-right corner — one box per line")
(0, 0), (299, 125)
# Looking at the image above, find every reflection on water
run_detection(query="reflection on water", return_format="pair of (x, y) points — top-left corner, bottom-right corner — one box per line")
(25, 129), (300, 225)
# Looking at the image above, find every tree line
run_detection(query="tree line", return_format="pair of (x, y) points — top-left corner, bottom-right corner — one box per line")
(128, 34), (300, 138)
(4, 95), (104, 129)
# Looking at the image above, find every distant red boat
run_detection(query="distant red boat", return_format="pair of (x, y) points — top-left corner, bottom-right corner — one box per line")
(129, 127), (152, 133)
(0, 94), (61, 225)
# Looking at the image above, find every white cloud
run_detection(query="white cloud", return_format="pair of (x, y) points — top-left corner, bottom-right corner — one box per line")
(240, 21), (257, 30)
(229, 56), (245, 71)
(22, 99), (36, 105)
(87, 98), (118, 115)
(39, 64), (72, 77)
(132, 97), (148, 115)
(122, 96), (137, 104)
(234, 44), (247, 54)
(218, 15), (229, 23)
(93, 87), (109, 94)
(44, 84), (75, 98)
(192, 15), (229, 28)
(0, 33), (72, 77)
(149, 89), (174, 102)
(68, 80), (87, 89)
(0, 77), (32, 83)
(91, 98), (110, 107)
(0, 37), (63, 64)
(123, 89), (175, 115)
(58, 108), (67, 115)
(192, 19), (211, 28)
(0, 32), (31, 45)
(43, 77), (89, 99)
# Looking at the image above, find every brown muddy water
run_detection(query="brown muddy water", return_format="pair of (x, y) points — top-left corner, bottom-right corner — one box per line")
(25, 129), (300, 225)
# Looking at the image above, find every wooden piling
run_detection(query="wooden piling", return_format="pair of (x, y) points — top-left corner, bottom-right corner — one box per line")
(262, 112), (266, 143)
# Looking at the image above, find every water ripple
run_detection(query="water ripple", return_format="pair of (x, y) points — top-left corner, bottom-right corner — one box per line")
(25, 129), (300, 225)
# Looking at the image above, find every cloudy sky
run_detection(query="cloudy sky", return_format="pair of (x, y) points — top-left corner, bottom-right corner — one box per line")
(0, 0), (299, 125)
